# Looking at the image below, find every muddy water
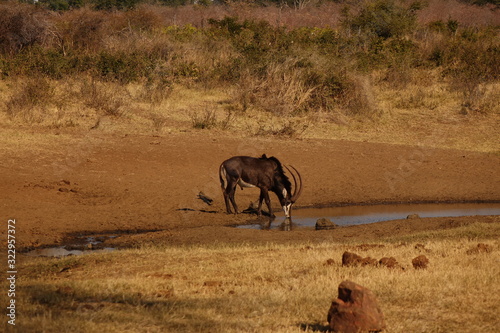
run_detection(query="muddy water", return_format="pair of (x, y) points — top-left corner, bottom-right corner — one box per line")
(238, 202), (500, 230)
(25, 247), (115, 257)
(25, 235), (117, 257)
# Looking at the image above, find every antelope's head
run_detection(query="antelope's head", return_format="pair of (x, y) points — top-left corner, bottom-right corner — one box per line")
(280, 165), (303, 218)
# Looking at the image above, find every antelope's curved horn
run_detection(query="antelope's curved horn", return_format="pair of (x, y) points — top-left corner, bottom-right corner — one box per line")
(284, 165), (303, 203)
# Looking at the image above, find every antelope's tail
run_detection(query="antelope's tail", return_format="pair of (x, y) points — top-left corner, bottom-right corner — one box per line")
(219, 164), (228, 190)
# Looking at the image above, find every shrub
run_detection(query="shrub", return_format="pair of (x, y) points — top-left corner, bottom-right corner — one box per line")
(5, 77), (55, 122)
(208, 17), (292, 64)
(342, 0), (422, 39)
(42, 0), (84, 11)
(123, 5), (163, 32)
(254, 119), (309, 138)
(190, 104), (219, 130)
(442, 29), (499, 113)
(54, 8), (107, 52)
(149, 112), (168, 132)
(95, 51), (155, 83)
(233, 60), (315, 116)
(80, 79), (128, 117)
(141, 77), (173, 105)
(92, 0), (141, 10)
(0, 3), (50, 55)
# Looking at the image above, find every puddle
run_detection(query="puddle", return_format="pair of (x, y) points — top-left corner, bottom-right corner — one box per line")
(25, 234), (118, 257)
(237, 202), (500, 230)
(25, 247), (115, 257)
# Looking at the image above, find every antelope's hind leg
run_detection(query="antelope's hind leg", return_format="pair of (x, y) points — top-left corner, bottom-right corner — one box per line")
(222, 188), (233, 214)
(220, 168), (238, 214)
(227, 181), (239, 214)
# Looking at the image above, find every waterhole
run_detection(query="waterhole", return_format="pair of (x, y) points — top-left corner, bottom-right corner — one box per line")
(25, 247), (115, 257)
(237, 202), (500, 230)
(24, 229), (162, 257)
(25, 235), (117, 257)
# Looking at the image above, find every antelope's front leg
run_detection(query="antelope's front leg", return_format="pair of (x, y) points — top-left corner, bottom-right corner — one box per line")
(262, 190), (275, 218)
(257, 190), (265, 217)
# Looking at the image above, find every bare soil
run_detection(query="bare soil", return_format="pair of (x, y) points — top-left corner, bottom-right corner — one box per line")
(2, 129), (499, 251)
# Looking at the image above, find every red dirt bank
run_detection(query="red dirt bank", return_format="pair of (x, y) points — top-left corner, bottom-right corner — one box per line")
(1, 131), (499, 249)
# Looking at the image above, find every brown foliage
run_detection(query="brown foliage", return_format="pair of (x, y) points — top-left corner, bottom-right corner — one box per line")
(54, 8), (107, 52)
(0, 2), (50, 54)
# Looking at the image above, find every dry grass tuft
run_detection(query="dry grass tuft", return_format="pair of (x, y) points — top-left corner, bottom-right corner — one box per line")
(80, 79), (130, 118)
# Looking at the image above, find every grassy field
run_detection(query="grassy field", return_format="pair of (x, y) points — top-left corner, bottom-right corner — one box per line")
(1, 75), (498, 154)
(6, 221), (500, 333)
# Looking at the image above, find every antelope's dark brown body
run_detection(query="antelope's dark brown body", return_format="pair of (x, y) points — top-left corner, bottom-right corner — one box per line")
(219, 154), (302, 218)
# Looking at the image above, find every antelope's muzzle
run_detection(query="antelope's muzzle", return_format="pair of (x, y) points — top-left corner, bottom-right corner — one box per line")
(282, 203), (292, 218)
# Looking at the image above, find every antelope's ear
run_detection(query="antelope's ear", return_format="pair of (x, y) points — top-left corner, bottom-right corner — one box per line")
(260, 154), (268, 159)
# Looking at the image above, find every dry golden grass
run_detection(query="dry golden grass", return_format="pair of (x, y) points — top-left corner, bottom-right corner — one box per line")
(8, 222), (500, 333)
(1, 70), (498, 153)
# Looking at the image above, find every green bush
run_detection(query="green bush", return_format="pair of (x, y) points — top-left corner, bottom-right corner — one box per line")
(92, 0), (141, 10)
(342, 0), (422, 39)
(95, 51), (155, 83)
(40, 0), (84, 11)
(208, 17), (292, 63)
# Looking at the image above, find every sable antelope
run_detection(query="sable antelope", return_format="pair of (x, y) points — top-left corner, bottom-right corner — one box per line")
(219, 154), (303, 218)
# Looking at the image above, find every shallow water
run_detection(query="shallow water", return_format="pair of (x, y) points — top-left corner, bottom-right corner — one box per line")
(25, 247), (115, 257)
(25, 235), (117, 257)
(237, 202), (500, 230)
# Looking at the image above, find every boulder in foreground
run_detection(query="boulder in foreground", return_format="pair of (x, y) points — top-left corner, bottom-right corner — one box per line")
(327, 280), (386, 333)
(412, 255), (429, 269)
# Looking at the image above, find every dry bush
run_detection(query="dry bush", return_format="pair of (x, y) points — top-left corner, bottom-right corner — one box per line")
(341, 75), (379, 118)
(0, 2), (51, 54)
(232, 56), (379, 120)
(227, 1), (343, 28)
(394, 86), (439, 111)
(163, 32), (236, 88)
(384, 64), (413, 88)
(419, 0), (500, 27)
(254, 118), (309, 138)
(122, 4), (164, 32)
(190, 104), (235, 130)
(190, 105), (217, 129)
(458, 83), (500, 115)
(445, 36), (499, 114)
(54, 8), (107, 52)
(80, 78), (129, 118)
(140, 78), (173, 105)
(5, 77), (55, 122)
(234, 60), (317, 116)
(138, 3), (343, 29)
(149, 112), (168, 133)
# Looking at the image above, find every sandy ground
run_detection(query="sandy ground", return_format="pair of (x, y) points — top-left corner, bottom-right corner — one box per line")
(1, 129), (499, 250)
